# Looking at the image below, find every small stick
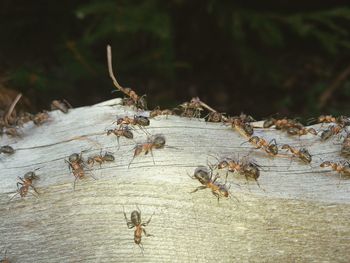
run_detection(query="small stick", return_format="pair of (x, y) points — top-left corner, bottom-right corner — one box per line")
(4, 93), (22, 125)
(107, 45), (129, 97)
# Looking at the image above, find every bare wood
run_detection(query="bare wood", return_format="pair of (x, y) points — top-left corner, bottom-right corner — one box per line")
(0, 98), (349, 262)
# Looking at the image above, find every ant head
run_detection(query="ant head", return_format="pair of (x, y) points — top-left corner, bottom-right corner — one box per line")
(69, 153), (80, 162)
(152, 134), (166, 149)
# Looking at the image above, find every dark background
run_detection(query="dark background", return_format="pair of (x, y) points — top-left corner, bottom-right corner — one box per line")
(1, 0), (350, 119)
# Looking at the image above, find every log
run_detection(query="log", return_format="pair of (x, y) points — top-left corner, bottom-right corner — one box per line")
(0, 98), (349, 262)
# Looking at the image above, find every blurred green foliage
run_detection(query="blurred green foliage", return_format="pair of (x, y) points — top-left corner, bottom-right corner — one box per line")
(0, 0), (350, 117)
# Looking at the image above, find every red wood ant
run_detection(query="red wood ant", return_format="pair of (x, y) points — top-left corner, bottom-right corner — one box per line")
(216, 157), (263, 189)
(65, 152), (95, 190)
(320, 124), (344, 141)
(189, 166), (234, 202)
(149, 107), (175, 118)
(320, 161), (350, 178)
(128, 134), (166, 168)
(179, 97), (204, 118)
(245, 136), (278, 156)
(87, 151), (115, 167)
(106, 125), (134, 149)
(281, 144), (312, 163)
(123, 206), (154, 253)
(287, 127), (317, 137)
(51, 99), (72, 113)
(10, 170), (40, 200)
(33, 111), (49, 126)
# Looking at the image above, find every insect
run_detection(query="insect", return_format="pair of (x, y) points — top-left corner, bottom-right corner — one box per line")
(106, 125), (134, 149)
(341, 132), (350, 157)
(10, 170), (39, 200)
(309, 115), (350, 126)
(116, 115), (150, 127)
(216, 156), (263, 189)
(205, 111), (226, 122)
(263, 117), (276, 128)
(87, 151), (115, 167)
(65, 152), (94, 189)
(281, 144), (312, 163)
(128, 134), (166, 168)
(2, 127), (20, 137)
(287, 127), (317, 136)
(320, 161), (350, 178)
(189, 166), (231, 202)
(246, 136), (278, 156)
(264, 117), (303, 130)
(0, 249), (9, 263)
(123, 206), (154, 253)
(0, 145), (15, 155)
(51, 99), (72, 113)
(33, 111), (49, 125)
(149, 107), (175, 118)
(179, 97), (204, 118)
(320, 124), (344, 141)
(231, 118), (254, 138)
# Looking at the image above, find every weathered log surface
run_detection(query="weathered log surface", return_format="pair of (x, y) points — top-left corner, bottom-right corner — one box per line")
(0, 98), (349, 262)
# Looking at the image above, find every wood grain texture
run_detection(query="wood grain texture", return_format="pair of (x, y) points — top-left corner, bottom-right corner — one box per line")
(0, 98), (349, 262)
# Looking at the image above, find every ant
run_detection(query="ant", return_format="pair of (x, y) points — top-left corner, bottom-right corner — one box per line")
(281, 144), (312, 163)
(320, 124), (344, 141)
(0, 145), (15, 155)
(10, 170), (40, 200)
(65, 152), (95, 190)
(264, 118), (303, 130)
(189, 166), (232, 202)
(115, 115), (150, 130)
(216, 157), (263, 189)
(205, 111), (226, 123)
(245, 136), (278, 156)
(123, 206), (154, 253)
(2, 127), (20, 137)
(309, 115), (350, 127)
(149, 107), (175, 118)
(128, 134), (166, 168)
(106, 125), (134, 149)
(230, 118), (254, 138)
(33, 111), (49, 126)
(320, 161), (350, 177)
(0, 249), (9, 263)
(341, 132), (350, 157)
(87, 151), (115, 167)
(51, 99), (72, 114)
(179, 97), (204, 118)
(287, 127), (317, 137)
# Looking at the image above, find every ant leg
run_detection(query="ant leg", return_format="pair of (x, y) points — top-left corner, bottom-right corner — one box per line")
(128, 156), (136, 169)
(143, 211), (155, 226)
(142, 228), (153, 237)
(28, 191), (39, 198)
(73, 177), (79, 190)
(9, 191), (19, 201)
(138, 243), (144, 256)
(150, 149), (155, 165)
(116, 136), (120, 150)
(190, 185), (207, 193)
(30, 185), (39, 195)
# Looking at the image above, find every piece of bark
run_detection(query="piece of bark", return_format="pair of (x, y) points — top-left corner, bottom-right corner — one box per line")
(0, 98), (349, 262)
